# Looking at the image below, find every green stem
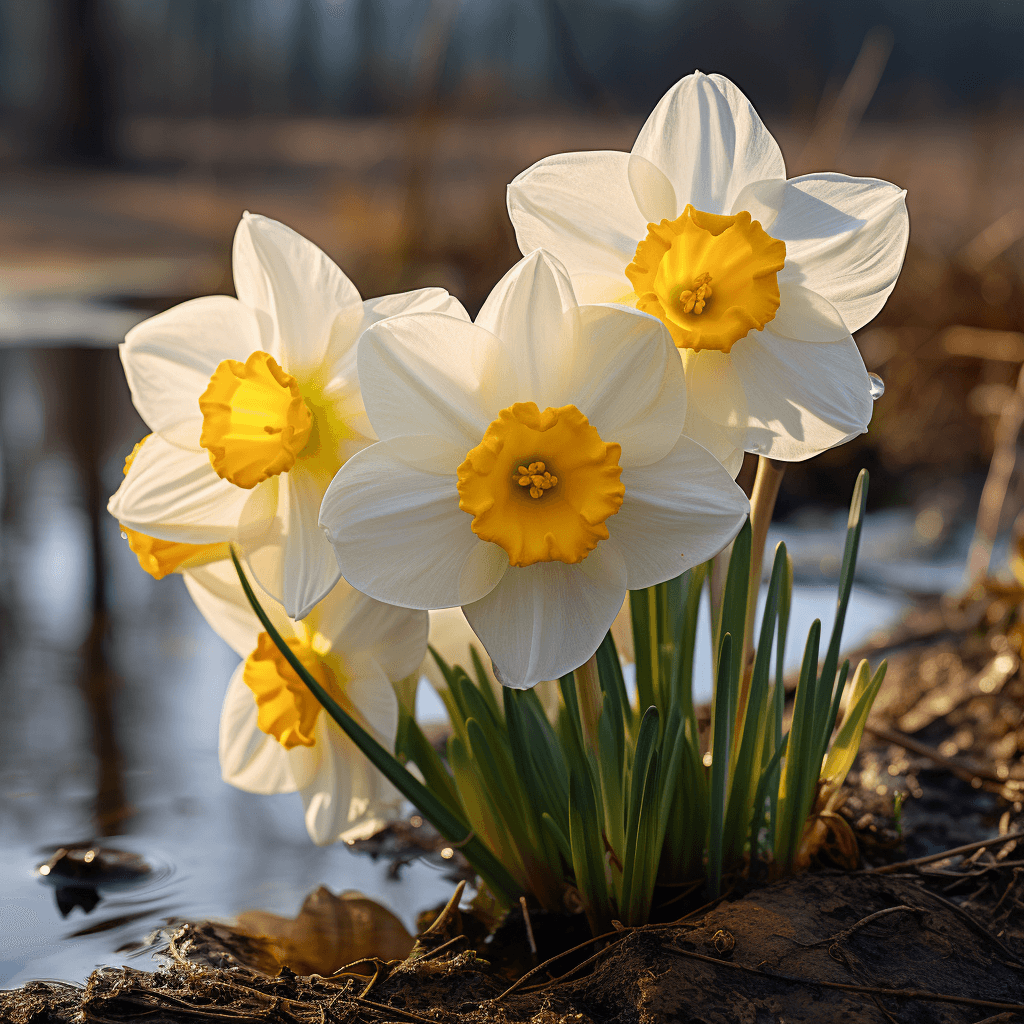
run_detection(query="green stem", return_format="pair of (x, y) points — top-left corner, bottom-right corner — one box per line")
(574, 654), (602, 754)
(741, 457), (786, 700)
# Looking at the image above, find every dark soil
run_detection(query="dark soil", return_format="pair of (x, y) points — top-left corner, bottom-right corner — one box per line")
(5, 600), (1024, 1024)
(6, 869), (1024, 1024)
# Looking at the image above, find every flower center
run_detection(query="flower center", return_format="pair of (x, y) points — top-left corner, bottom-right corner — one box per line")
(199, 351), (313, 489)
(293, 391), (357, 488)
(457, 402), (624, 567)
(516, 461), (558, 499)
(625, 205), (786, 353)
(243, 632), (346, 749)
(118, 435), (228, 579)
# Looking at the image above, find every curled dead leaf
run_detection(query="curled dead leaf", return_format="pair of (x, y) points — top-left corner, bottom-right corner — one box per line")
(233, 886), (413, 977)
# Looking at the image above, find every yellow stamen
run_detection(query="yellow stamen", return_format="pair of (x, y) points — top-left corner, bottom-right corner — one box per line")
(626, 205), (786, 353)
(457, 402), (623, 567)
(199, 351), (312, 489)
(679, 271), (713, 314)
(118, 434), (229, 579)
(516, 460), (558, 499)
(243, 632), (347, 749)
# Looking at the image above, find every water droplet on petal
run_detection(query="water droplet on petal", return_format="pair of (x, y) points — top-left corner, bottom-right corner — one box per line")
(868, 372), (885, 400)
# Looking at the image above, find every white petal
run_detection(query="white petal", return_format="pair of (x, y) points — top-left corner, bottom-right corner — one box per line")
(277, 467), (343, 620)
(682, 398), (745, 479)
(632, 72), (786, 216)
(300, 692), (401, 846)
(507, 149), (647, 279)
(772, 282), (852, 344)
(108, 433), (251, 543)
(343, 651), (400, 745)
(361, 287), (471, 329)
(569, 272), (636, 305)
(321, 435), (509, 610)
(756, 173), (909, 333)
(219, 663), (313, 794)
(320, 288), (472, 401)
(184, 558), (290, 658)
(729, 176), (788, 230)
(730, 332), (873, 461)
(463, 543), (627, 690)
(627, 152), (678, 224)
(688, 349), (751, 439)
(474, 250), (579, 410)
(612, 435), (749, 589)
(120, 296), (262, 450)
(357, 313), (513, 450)
(234, 476), (288, 598)
(566, 304), (685, 467)
(232, 212), (362, 377)
(423, 608), (491, 688)
(301, 719), (354, 846)
(315, 588), (429, 684)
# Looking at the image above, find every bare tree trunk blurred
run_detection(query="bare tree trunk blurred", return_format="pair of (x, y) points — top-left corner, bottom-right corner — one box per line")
(60, 349), (133, 835)
(49, 0), (115, 163)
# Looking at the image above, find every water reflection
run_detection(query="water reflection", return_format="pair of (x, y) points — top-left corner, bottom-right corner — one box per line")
(0, 344), (460, 988)
(37, 845), (153, 918)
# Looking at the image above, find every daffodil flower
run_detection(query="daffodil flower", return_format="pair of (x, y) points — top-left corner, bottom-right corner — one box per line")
(507, 72), (910, 474)
(107, 213), (468, 618)
(185, 559), (428, 845)
(320, 249), (748, 689)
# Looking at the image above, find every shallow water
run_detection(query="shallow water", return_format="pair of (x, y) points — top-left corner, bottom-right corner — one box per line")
(0, 506), (463, 988)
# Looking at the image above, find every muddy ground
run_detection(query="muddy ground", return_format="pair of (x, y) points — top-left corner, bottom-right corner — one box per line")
(5, 598), (1024, 1024)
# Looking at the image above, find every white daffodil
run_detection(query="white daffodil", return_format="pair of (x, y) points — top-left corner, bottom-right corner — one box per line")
(507, 71), (909, 475)
(107, 212), (468, 617)
(185, 558), (427, 845)
(320, 249), (748, 689)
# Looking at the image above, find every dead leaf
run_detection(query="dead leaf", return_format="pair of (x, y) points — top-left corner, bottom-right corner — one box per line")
(234, 886), (413, 976)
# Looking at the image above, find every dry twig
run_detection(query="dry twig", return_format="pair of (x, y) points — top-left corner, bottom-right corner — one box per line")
(870, 830), (1024, 875)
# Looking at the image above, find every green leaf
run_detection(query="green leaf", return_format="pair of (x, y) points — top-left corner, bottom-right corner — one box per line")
(624, 748), (661, 925)
(816, 470), (868, 718)
(569, 769), (612, 934)
(721, 543), (786, 866)
(707, 631), (734, 897)
(669, 563), (707, 723)
(394, 706), (461, 817)
(630, 588), (657, 716)
(748, 730), (789, 867)
(820, 659), (888, 794)
(714, 520), (751, 692)
(775, 618), (822, 871)
(541, 811), (572, 866)
(596, 700), (626, 862)
(449, 731), (525, 883)
(229, 548), (521, 903)
(768, 544), (792, 851)
(469, 645), (503, 721)
(618, 705), (659, 914)
(503, 689), (571, 837)
(595, 631), (628, 765)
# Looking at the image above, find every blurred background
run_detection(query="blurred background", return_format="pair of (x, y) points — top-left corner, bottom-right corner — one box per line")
(1, 0), (1023, 988)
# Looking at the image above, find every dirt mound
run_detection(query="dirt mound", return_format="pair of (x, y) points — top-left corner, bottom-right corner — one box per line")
(6, 871), (1023, 1024)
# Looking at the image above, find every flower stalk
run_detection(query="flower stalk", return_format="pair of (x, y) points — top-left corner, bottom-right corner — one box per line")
(741, 456), (787, 711)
